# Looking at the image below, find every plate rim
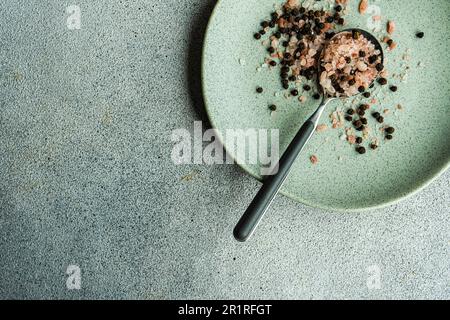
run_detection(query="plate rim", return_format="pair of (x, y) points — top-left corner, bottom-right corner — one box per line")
(201, 0), (450, 212)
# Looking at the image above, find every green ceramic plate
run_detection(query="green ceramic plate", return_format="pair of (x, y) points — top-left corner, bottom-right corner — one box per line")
(202, 0), (450, 211)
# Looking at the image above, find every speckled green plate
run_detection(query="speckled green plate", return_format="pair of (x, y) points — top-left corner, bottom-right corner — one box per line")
(202, 0), (450, 211)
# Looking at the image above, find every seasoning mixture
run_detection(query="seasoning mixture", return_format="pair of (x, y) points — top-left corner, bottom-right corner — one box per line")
(251, 0), (411, 156)
(319, 31), (382, 98)
(255, 0), (347, 94)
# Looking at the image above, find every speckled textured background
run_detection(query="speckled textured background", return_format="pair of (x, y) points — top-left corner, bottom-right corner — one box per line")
(0, 0), (449, 300)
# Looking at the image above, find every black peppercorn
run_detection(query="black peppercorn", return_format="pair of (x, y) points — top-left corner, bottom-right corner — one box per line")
(268, 47), (275, 54)
(363, 92), (371, 98)
(386, 127), (395, 134)
(356, 137), (363, 144)
(345, 115), (353, 122)
(390, 86), (398, 92)
(378, 78), (388, 85)
(356, 146), (366, 154)
(372, 112), (381, 119)
(254, 33), (261, 40)
(256, 87), (263, 93)
(347, 109), (355, 115)
(376, 63), (384, 72)
(291, 89), (299, 96)
(416, 31), (424, 39)
(269, 104), (277, 111)
(386, 134), (393, 140)
(358, 86), (365, 93)
(377, 116), (384, 123)
(303, 84), (311, 91)
(313, 93), (321, 100)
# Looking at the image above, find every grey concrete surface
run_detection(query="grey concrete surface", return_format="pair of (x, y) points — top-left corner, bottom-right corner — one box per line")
(0, 0), (448, 299)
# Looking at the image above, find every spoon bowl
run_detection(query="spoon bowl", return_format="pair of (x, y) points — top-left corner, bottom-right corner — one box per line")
(319, 28), (385, 100)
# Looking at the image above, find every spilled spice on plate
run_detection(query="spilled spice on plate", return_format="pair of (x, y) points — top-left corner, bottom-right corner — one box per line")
(251, 0), (406, 156)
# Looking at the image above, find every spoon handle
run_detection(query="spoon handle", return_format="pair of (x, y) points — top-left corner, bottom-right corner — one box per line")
(233, 100), (329, 242)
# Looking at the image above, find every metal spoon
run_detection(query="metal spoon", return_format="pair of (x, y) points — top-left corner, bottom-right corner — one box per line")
(233, 29), (384, 242)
